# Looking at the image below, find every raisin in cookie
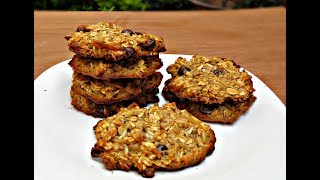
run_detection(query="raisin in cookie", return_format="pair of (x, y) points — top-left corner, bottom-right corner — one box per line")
(65, 22), (166, 61)
(91, 102), (216, 178)
(71, 72), (163, 104)
(165, 55), (255, 104)
(162, 85), (256, 123)
(69, 55), (163, 80)
(70, 88), (159, 118)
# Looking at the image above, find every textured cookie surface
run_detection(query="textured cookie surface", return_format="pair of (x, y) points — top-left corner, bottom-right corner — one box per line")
(71, 72), (163, 104)
(70, 88), (159, 118)
(162, 85), (256, 123)
(91, 102), (216, 178)
(166, 55), (255, 104)
(65, 22), (166, 61)
(69, 55), (163, 80)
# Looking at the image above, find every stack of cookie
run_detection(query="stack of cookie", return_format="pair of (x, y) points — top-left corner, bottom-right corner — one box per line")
(162, 55), (256, 123)
(65, 22), (166, 118)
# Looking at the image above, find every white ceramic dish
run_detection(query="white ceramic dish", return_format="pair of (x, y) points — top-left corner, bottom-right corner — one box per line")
(34, 54), (286, 180)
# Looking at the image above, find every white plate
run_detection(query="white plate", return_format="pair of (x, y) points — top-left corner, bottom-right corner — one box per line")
(34, 54), (286, 180)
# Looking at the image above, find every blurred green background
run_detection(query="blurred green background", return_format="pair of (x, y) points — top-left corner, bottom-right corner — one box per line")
(34, 0), (283, 11)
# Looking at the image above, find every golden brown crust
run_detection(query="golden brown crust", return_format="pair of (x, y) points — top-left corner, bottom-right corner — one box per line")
(68, 55), (163, 80)
(71, 71), (163, 104)
(165, 55), (255, 104)
(162, 85), (256, 123)
(65, 22), (166, 61)
(70, 88), (159, 118)
(91, 103), (216, 177)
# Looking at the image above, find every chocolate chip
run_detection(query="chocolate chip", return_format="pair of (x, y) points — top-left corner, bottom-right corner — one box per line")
(157, 145), (168, 151)
(158, 46), (167, 52)
(64, 35), (72, 40)
(199, 104), (214, 114)
(141, 38), (156, 51)
(96, 105), (104, 116)
(91, 147), (103, 157)
(123, 47), (135, 58)
(135, 32), (142, 35)
(213, 69), (223, 76)
(231, 60), (241, 68)
(76, 27), (85, 32)
(164, 79), (172, 85)
(118, 58), (137, 67)
(178, 66), (191, 76)
(76, 25), (91, 32)
(121, 29), (134, 35)
(142, 167), (155, 178)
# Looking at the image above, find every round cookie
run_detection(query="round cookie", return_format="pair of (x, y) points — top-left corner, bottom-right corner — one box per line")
(71, 71), (163, 104)
(162, 85), (256, 123)
(69, 55), (163, 80)
(65, 22), (166, 61)
(70, 88), (159, 118)
(166, 55), (255, 104)
(91, 102), (216, 178)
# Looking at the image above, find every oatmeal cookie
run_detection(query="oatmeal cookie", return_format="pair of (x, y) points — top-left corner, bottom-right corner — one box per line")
(91, 102), (216, 178)
(162, 85), (256, 123)
(70, 88), (159, 118)
(65, 22), (166, 61)
(68, 55), (163, 80)
(165, 55), (255, 104)
(71, 72), (163, 104)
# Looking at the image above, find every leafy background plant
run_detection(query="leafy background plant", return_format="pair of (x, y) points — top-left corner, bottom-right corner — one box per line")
(34, 0), (283, 11)
(95, 0), (148, 11)
(143, 0), (193, 10)
(234, 0), (282, 8)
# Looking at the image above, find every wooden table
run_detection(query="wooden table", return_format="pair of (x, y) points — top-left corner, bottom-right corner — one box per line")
(34, 7), (286, 105)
